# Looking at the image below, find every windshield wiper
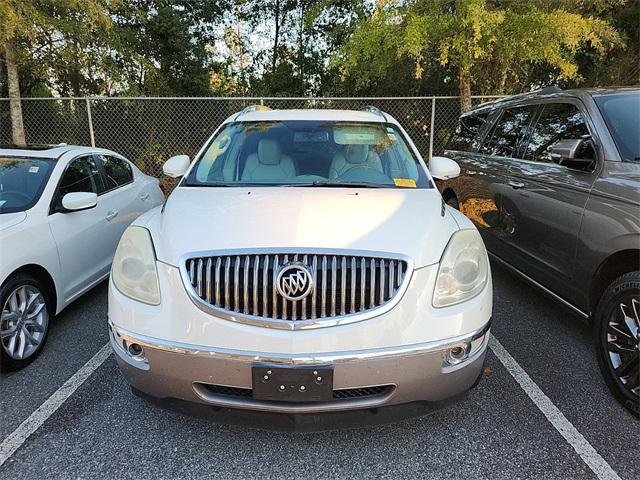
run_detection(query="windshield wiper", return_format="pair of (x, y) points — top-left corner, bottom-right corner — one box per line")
(182, 182), (263, 187)
(289, 180), (387, 188)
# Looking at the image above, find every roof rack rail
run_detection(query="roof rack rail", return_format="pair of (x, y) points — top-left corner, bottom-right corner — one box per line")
(361, 106), (383, 116)
(238, 104), (271, 116)
(538, 86), (562, 94)
(473, 86), (563, 110)
(361, 106), (387, 121)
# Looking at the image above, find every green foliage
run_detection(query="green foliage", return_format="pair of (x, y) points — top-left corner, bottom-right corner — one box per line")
(336, 0), (625, 99)
(109, 1), (229, 96)
(0, 0), (635, 98)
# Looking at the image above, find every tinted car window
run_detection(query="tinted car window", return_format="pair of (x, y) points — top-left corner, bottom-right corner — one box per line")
(524, 103), (592, 163)
(481, 106), (535, 158)
(448, 111), (489, 152)
(98, 155), (133, 190)
(0, 157), (55, 213)
(594, 93), (639, 163)
(184, 121), (430, 188)
(59, 156), (103, 197)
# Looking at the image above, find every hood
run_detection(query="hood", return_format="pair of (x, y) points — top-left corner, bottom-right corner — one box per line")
(0, 211), (27, 232)
(148, 187), (459, 268)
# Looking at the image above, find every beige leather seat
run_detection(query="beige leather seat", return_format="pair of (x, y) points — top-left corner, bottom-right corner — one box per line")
(241, 139), (296, 181)
(329, 144), (383, 179)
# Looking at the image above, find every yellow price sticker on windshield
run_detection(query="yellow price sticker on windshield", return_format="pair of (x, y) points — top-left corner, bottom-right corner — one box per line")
(393, 178), (416, 188)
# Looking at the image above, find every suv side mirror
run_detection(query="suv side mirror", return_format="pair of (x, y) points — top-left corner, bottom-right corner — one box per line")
(61, 192), (97, 212)
(430, 156), (460, 180)
(550, 139), (594, 169)
(163, 155), (191, 178)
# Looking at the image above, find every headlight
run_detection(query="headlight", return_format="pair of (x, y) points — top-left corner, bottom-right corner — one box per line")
(433, 229), (489, 308)
(112, 226), (160, 305)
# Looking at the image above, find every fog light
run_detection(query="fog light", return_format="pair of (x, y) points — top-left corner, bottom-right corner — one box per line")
(126, 342), (145, 359)
(445, 342), (471, 365)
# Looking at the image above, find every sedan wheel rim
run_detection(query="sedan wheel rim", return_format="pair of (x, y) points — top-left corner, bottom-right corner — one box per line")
(606, 297), (640, 398)
(0, 285), (49, 360)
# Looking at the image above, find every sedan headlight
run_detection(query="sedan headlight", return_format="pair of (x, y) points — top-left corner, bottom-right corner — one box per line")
(433, 229), (489, 308)
(112, 226), (160, 305)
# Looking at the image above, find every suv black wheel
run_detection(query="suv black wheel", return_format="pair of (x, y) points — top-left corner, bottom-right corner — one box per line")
(594, 271), (639, 416)
(0, 274), (51, 371)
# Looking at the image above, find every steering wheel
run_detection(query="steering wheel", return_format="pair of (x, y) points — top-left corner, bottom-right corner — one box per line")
(0, 190), (32, 204)
(337, 165), (394, 185)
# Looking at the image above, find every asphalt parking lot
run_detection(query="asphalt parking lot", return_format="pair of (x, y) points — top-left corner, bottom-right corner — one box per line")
(0, 262), (638, 480)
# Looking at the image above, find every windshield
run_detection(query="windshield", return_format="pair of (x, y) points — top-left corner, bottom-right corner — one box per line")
(183, 121), (430, 188)
(0, 157), (55, 214)
(594, 93), (640, 163)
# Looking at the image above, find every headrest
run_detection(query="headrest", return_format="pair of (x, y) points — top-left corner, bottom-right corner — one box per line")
(258, 139), (282, 165)
(345, 144), (369, 164)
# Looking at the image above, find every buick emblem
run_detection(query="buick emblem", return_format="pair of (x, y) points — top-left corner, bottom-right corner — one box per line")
(276, 262), (314, 301)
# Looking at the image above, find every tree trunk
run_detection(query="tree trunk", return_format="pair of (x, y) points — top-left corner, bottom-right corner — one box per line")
(4, 42), (26, 145)
(297, 1), (305, 92)
(458, 67), (472, 113)
(271, 0), (280, 74)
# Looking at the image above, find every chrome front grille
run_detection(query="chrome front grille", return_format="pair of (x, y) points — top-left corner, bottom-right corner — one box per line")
(182, 251), (411, 328)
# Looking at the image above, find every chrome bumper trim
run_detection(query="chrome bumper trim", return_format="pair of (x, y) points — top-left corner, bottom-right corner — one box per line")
(109, 320), (491, 365)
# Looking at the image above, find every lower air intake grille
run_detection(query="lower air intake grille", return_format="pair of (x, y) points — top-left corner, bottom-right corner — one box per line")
(199, 384), (394, 402)
(332, 385), (393, 399)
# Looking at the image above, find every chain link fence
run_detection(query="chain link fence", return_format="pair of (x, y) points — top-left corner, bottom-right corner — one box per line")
(0, 96), (503, 179)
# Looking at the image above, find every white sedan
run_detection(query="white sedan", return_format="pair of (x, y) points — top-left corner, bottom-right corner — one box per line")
(0, 145), (164, 369)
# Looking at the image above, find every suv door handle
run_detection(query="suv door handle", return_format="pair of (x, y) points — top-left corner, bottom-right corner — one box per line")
(140, 192), (150, 201)
(105, 210), (118, 221)
(508, 181), (525, 189)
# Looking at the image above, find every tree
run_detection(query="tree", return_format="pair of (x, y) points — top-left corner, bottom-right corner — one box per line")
(336, 0), (623, 111)
(0, 0), (111, 144)
(110, 1), (228, 96)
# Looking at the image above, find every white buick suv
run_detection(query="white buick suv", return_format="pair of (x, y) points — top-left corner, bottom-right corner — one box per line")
(108, 106), (492, 414)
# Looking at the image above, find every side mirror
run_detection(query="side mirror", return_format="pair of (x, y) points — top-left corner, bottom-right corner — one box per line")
(61, 192), (97, 212)
(430, 156), (461, 180)
(163, 154), (190, 178)
(550, 139), (594, 169)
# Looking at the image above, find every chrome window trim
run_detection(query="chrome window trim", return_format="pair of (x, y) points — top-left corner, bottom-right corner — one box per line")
(178, 247), (415, 330)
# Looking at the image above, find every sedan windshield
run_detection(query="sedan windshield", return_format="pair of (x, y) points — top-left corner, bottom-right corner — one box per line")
(184, 121), (430, 188)
(0, 157), (55, 213)
(594, 93), (640, 163)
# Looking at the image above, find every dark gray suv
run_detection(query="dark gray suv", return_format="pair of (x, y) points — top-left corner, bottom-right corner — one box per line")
(438, 87), (639, 415)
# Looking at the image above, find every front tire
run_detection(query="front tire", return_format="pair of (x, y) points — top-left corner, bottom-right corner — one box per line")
(0, 275), (51, 371)
(594, 272), (639, 416)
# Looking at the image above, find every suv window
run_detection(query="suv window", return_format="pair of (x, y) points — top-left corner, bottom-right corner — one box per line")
(480, 105), (535, 158)
(184, 121), (430, 188)
(97, 154), (133, 190)
(524, 103), (593, 163)
(59, 156), (103, 197)
(594, 93), (639, 163)
(448, 111), (489, 152)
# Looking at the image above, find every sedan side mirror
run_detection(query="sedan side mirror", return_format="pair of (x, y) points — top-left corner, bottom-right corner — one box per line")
(550, 139), (595, 169)
(61, 192), (97, 212)
(163, 155), (191, 178)
(430, 156), (461, 180)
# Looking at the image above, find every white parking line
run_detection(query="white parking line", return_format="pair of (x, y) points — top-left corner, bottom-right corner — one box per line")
(0, 337), (624, 479)
(489, 336), (621, 480)
(0, 343), (112, 468)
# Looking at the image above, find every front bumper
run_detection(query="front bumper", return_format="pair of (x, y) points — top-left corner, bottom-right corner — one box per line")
(110, 321), (490, 413)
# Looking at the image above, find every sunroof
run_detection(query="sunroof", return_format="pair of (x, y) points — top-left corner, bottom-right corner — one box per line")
(0, 143), (67, 151)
